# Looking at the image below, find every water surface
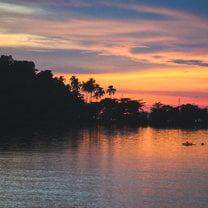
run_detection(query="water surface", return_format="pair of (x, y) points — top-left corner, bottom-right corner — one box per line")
(0, 127), (208, 208)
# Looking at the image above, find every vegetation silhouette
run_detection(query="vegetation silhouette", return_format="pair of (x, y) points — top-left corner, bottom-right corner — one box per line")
(150, 102), (208, 128)
(106, 85), (116, 98)
(98, 98), (148, 126)
(0, 55), (84, 128)
(0, 55), (207, 130)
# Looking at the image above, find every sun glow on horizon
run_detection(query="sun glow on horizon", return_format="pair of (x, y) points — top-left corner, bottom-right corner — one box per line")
(55, 67), (208, 107)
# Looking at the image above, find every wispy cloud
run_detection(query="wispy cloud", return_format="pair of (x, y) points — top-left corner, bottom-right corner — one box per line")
(103, 2), (208, 28)
(121, 89), (208, 99)
(0, 34), (80, 49)
(171, 59), (208, 67)
(3, 0), (97, 7)
(0, 1), (43, 15)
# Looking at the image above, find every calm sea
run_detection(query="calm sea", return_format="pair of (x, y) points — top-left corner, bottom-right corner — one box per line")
(0, 126), (207, 208)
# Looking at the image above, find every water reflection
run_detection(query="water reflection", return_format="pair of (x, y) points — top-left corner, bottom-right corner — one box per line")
(0, 127), (207, 208)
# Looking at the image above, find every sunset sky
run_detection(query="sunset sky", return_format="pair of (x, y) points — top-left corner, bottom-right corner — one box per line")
(1, 0), (208, 107)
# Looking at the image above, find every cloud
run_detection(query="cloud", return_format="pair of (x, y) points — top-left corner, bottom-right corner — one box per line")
(131, 45), (165, 54)
(121, 89), (208, 99)
(2, 47), (172, 74)
(1, 15), (204, 62)
(0, 2), (43, 15)
(3, 0), (97, 7)
(152, 55), (164, 59)
(104, 2), (208, 27)
(0, 33), (80, 50)
(171, 59), (208, 67)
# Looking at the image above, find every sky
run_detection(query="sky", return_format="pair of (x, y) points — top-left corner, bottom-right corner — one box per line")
(1, 0), (208, 107)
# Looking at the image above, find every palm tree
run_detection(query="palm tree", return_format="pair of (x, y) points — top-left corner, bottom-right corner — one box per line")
(94, 84), (105, 101)
(81, 78), (96, 103)
(70, 76), (81, 96)
(106, 85), (116, 98)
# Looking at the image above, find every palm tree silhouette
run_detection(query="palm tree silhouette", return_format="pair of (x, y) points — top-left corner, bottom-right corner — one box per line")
(94, 84), (105, 101)
(81, 78), (96, 103)
(106, 85), (116, 98)
(70, 76), (81, 96)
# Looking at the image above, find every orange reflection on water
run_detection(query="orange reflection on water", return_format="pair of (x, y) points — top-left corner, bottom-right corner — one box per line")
(74, 127), (208, 172)
(68, 127), (208, 207)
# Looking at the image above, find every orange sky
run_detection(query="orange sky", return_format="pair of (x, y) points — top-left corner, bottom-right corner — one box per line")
(56, 66), (208, 107)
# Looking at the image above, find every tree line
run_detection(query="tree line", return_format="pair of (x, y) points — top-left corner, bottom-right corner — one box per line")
(0, 55), (207, 128)
(150, 102), (208, 128)
(69, 75), (116, 103)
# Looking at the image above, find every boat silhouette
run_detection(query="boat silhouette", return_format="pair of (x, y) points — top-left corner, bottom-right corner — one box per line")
(182, 141), (196, 146)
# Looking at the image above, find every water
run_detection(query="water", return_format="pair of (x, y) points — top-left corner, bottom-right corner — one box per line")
(0, 126), (208, 208)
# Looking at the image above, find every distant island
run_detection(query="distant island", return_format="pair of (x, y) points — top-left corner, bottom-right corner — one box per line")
(0, 55), (207, 129)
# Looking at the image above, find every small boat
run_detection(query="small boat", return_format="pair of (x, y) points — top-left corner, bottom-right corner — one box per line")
(182, 141), (196, 146)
